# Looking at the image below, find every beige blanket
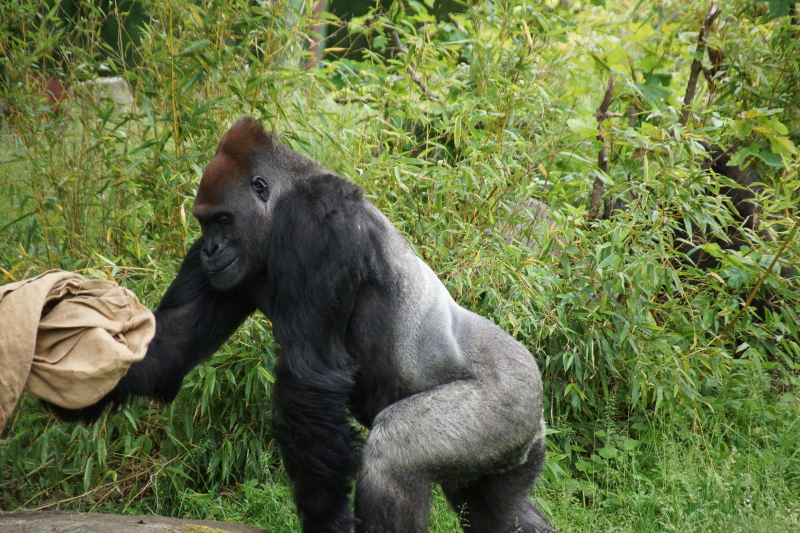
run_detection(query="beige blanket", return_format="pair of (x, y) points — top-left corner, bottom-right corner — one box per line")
(0, 270), (155, 429)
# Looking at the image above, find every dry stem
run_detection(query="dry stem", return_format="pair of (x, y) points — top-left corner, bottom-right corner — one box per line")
(588, 74), (618, 219)
(390, 28), (439, 103)
(679, 4), (721, 127)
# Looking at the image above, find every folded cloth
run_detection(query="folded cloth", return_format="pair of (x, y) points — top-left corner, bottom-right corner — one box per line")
(0, 270), (155, 429)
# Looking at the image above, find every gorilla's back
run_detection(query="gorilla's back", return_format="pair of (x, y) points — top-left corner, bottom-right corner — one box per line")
(346, 202), (543, 436)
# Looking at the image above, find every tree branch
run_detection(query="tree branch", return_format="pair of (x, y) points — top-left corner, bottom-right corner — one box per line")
(333, 96), (376, 105)
(679, 4), (721, 127)
(390, 28), (439, 103)
(588, 74), (616, 220)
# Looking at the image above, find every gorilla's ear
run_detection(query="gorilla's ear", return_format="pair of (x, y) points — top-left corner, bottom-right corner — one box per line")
(252, 175), (270, 202)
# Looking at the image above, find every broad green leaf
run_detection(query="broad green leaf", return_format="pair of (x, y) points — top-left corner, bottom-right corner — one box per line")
(567, 115), (597, 137)
(770, 136), (797, 158)
(627, 23), (656, 42)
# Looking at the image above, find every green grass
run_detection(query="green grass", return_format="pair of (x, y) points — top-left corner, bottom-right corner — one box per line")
(549, 397), (800, 532)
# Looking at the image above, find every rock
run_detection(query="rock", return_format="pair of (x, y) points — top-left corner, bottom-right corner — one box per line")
(500, 197), (560, 252)
(77, 77), (134, 111)
(0, 511), (270, 533)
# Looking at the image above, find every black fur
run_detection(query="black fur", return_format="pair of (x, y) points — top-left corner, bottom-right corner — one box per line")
(674, 144), (764, 270)
(264, 175), (370, 531)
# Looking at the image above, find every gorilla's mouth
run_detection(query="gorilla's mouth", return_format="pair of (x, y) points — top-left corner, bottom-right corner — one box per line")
(206, 257), (238, 276)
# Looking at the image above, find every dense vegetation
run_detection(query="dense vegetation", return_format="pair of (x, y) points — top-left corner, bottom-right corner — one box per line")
(1, 1), (798, 531)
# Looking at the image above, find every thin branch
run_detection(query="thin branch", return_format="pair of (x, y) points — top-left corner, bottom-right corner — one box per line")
(626, 104), (638, 128)
(588, 74), (616, 220)
(333, 96), (377, 105)
(448, 12), (467, 34)
(390, 28), (439, 103)
(679, 4), (721, 127)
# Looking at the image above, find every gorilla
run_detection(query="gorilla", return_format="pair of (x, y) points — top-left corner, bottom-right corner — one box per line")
(600, 142), (794, 316)
(54, 118), (555, 533)
(673, 143), (795, 315)
(676, 143), (791, 270)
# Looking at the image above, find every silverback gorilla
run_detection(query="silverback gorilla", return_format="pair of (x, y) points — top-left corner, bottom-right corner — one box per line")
(53, 118), (555, 533)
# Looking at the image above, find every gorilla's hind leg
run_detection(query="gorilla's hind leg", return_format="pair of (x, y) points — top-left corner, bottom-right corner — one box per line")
(354, 376), (546, 533)
(444, 436), (556, 533)
(354, 456), (431, 533)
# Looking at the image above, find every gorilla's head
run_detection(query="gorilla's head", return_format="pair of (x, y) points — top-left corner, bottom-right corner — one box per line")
(192, 118), (321, 290)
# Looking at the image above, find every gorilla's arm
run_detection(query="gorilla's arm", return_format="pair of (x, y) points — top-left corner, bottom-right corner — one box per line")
(264, 175), (369, 532)
(49, 239), (256, 422)
(270, 354), (361, 533)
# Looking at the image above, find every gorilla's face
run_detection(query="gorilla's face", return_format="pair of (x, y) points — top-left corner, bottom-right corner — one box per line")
(192, 152), (272, 290)
(193, 122), (287, 291)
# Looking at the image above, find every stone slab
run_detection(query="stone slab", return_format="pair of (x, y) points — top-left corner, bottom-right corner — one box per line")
(0, 511), (270, 533)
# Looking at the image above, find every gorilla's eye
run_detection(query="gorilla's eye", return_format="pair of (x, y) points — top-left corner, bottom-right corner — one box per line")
(217, 214), (230, 224)
(252, 176), (269, 201)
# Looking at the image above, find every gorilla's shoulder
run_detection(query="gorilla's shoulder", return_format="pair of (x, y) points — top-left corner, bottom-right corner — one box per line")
(292, 173), (364, 205)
